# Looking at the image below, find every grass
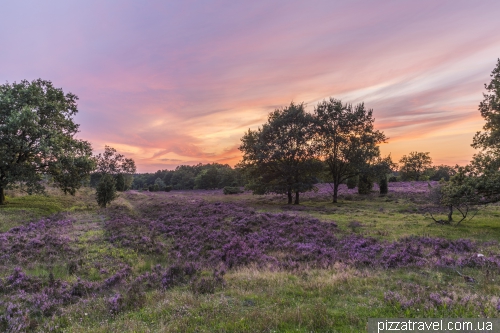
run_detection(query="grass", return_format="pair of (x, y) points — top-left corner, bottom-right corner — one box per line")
(1, 184), (500, 332)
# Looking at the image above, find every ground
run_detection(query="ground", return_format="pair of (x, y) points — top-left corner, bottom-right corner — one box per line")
(0, 182), (499, 332)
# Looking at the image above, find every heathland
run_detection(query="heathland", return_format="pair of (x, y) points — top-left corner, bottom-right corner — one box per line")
(1, 182), (499, 332)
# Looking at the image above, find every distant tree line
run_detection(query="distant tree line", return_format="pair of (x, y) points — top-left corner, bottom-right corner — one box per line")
(130, 163), (245, 191)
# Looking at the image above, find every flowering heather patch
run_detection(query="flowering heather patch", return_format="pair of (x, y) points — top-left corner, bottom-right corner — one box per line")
(1, 191), (500, 331)
(105, 197), (500, 271)
(0, 217), (74, 266)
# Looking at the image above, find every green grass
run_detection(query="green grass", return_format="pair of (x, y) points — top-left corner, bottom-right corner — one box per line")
(2, 187), (500, 332)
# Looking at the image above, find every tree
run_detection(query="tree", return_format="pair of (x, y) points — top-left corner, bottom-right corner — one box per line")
(427, 168), (480, 225)
(94, 146), (136, 191)
(154, 177), (166, 191)
(314, 98), (386, 203)
(465, 59), (500, 202)
(194, 167), (219, 189)
(398, 152), (432, 181)
(96, 174), (117, 208)
(428, 164), (456, 181)
(238, 102), (321, 204)
(472, 58), (500, 151)
(0, 79), (95, 205)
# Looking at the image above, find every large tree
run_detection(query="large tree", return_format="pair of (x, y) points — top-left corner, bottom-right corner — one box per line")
(0, 79), (95, 204)
(314, 98), (386, 203)
(472, 58), (500, 151)
(238, 102), (321, 204)
(435, 59), (500, 211)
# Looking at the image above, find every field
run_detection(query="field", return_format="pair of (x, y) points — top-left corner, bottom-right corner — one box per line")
(1, 182), (500, 332)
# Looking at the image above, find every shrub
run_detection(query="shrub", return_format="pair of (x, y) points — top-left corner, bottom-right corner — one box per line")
(223, 186), (242, 195)
(357, 174), (373, 195)
(96, 174), (117, 208)
(148, 185), (155, 192)
(164, 185), (172, 192)
(379, 176), (388, 195)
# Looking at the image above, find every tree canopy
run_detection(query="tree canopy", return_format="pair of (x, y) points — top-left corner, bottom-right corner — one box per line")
(472, 58), (500, 151)
(398, 152), (433, 181)
(0, 79), (95, 204)
(238, 102), (321, 204)
(314, 98), (386, 202)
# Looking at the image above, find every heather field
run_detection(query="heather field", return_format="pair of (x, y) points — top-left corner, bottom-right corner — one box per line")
(1, 182), (500, 332)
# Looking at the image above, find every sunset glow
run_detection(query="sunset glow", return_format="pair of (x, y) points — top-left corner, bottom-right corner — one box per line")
(2, 0), (500, 171)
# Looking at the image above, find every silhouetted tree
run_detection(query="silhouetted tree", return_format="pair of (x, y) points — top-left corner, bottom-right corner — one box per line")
(314, 98), (386, 203)
(399, 152), (432, 181)
(239, 102), (321, 204)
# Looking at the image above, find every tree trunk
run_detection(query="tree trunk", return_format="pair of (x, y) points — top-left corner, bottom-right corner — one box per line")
(287, 189), (292, 204)
(0, 187), (5, 205)
(332, 183), (338, 203)
(447, 205), (453, 222)
(294, 191), (299, 205)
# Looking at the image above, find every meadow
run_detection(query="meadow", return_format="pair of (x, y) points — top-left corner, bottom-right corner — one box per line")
(1, 182), (500, 332)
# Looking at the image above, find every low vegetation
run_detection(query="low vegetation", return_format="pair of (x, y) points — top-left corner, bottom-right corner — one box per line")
(1, 183), (499, 332)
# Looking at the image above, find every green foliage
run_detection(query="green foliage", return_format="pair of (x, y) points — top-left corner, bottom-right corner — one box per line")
(428, 164), (456, 181)
(472, 58), (500, 151)
(223, 186), (242, 195)
(194, 167), (219, 189)
(399, 152), (433, 181)
(92, 146), (136, 193)
(0, 79), (95, 204)
(96, 174), (117, 208)
(238, 102), (322, 204)
(95, 146), (136, 175)
(154, 177), (166, 191)
(131, 164), (243, 191)
(164, 185), (172, 192)
(314, 98), (386, 202)
(170, 167), (196, 190)
(115, 174), (126, 192)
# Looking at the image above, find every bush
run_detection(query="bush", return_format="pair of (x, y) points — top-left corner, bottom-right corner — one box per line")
(379, 176), (388, 195)
(346, 176), (358, 189)
(357, 174), (373, 195)
(223, 186), (242, 195)
(96, 174), (117, 208)
(164, 185), (172, 192)
(148, 185), (155, 192)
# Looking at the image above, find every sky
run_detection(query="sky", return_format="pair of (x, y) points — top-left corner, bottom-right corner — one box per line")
(2, 0), (500, 172)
